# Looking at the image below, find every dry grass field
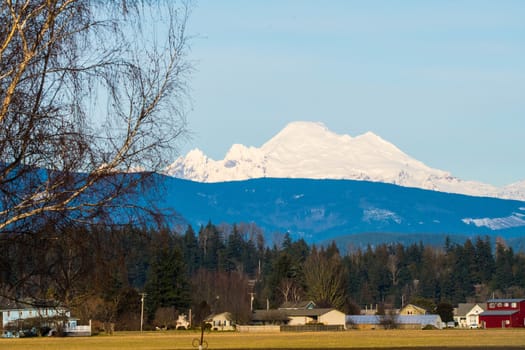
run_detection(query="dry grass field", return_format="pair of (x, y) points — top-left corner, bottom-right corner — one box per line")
(1, 329), (525, 350)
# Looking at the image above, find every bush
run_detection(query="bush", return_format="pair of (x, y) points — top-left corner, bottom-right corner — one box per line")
(422, 324), (437, 330)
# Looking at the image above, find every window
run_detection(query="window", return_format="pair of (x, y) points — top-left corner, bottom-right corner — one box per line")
(512, 303), (517, 308)
(489, 303), (495, 308)
(504, 303), (509, 307)
(497, 303), (503, 307)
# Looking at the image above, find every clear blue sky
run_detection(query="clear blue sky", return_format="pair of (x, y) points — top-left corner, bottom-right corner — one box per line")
(182, 0), (525, 187)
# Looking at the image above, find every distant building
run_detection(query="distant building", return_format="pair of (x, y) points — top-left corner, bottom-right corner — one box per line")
(206, 312), (235, 331)
(454, 303), (486, 328)
(0, 299), (69, 329)
(0, 299), (90, 337)
(479, 299), (525, 328)
(251, 308), (346, 329)
(346, 314), (444, 330)
(399, 304), (427, 316)
(176, 314), (190, 329)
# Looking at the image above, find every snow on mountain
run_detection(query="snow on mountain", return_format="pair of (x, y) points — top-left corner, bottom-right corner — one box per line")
(462, 207), (525, 230)
(499, 180), (525, 201)
(165, 121), (525, 200)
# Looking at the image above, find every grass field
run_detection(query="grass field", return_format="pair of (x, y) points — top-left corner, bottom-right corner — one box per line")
(1, 329), (525, 350)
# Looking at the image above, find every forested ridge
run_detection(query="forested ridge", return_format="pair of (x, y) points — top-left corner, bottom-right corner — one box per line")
(2, 221), (525, 330)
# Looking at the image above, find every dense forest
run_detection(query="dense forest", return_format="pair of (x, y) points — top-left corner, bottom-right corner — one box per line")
(2, 221), (525, 330)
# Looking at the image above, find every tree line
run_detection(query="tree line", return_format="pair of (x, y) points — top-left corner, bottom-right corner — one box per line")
(2, 221), (525, 330)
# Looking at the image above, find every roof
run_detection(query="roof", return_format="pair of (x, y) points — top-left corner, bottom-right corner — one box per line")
(400, 304), (427, 314)
(346, 315), (380, 325)
(206, 312), (233, 321)
(397, 315), (442, 325)
(0, 298), (63, 311)
(346, 315), (442, 326)
(456, 303), (486, 316)
(285, 308), (341, 317)
(279, 300), (316, 310)
(252, 310), (289, 321)
(480, 310), (518, 316)
(487, 299), (525, 303)
(252, 308), (341, 321)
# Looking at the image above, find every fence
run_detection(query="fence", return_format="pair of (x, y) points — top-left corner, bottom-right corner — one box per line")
(237, 325), (280, 333)
(280, 324), (345, 332)
(64, 325), (92, 336)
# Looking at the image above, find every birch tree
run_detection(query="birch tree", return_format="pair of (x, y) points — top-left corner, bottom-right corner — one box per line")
(0, 0), (191, 232)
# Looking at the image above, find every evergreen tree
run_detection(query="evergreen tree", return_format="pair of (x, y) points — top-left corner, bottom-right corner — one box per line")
(241, 238), (259, 276)
(492, 242), (515, 291)
(436, 302), (454, 322)
(224, 224), (244, 272)
(182, 225), (200, 275)
(474, 236), (495, 284)
(144, 244), (191, 320)
(199, 222), (226, 270)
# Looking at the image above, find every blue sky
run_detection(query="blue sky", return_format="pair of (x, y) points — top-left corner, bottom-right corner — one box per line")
(182, 0), (524, 187)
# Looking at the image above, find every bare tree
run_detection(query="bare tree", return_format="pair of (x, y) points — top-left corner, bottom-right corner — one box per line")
(0, 0), (191, 232)
(191, 269), (252, 325)
(277, 278), (303, 304)
(387, 254), (400, 287)
(303, 248), (347, 310)
(154, 306), (178, 329)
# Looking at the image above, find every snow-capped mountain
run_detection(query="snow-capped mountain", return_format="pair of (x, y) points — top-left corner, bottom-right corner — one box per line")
(165, 121), (525, 200)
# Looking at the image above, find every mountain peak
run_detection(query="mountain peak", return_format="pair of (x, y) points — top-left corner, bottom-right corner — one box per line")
(163, 121), (524, 200)
(261, 121), (351, 153)
(278, 121), (329, 133)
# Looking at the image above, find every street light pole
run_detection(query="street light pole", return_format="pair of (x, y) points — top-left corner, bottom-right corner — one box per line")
(140, 293), (147, 332)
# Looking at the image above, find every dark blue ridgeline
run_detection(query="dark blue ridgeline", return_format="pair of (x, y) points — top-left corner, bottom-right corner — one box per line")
(146, 175), (525, 249)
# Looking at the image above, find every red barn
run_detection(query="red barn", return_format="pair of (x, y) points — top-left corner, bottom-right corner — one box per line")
(479, 298), (525, 328)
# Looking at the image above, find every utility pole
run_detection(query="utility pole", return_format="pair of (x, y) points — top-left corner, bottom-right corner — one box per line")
(140, 293), (147, 332)
(249, 292), (255, 312)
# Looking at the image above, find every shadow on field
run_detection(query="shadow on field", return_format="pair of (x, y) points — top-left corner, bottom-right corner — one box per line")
(236, 348), (525, 350)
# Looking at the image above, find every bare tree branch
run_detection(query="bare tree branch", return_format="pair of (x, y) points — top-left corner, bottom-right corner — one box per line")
(0, 0), (192, 232)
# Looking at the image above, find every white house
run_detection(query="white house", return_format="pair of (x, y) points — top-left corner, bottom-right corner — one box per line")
(0, 299), (91, 337)
(206, 312), (235, 331)
(251, 307), (347, 330)
(286, 308), (346, 328)
(454, 303), (486, 328)
(176, 314), (190, 329)
(0, 299), (69, 329)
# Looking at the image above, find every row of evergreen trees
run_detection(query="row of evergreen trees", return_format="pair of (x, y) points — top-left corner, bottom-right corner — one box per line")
(2, 221), (524, 330)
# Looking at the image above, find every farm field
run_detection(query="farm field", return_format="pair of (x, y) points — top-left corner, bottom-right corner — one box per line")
(1, 329), (525, 350)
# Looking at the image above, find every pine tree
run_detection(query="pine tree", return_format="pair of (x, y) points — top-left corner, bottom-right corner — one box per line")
(224, 225), (244, 272)
(199, 222), (226, 270)
(492, 242), (515, 291)
(182, 225), (200, 275)
(144, 244), (191, 320)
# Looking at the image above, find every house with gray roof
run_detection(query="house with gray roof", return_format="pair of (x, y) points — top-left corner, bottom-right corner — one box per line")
(454, 303), (486, 328)
(0, 299), (91, 337)
(251, 307), (346, 329)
